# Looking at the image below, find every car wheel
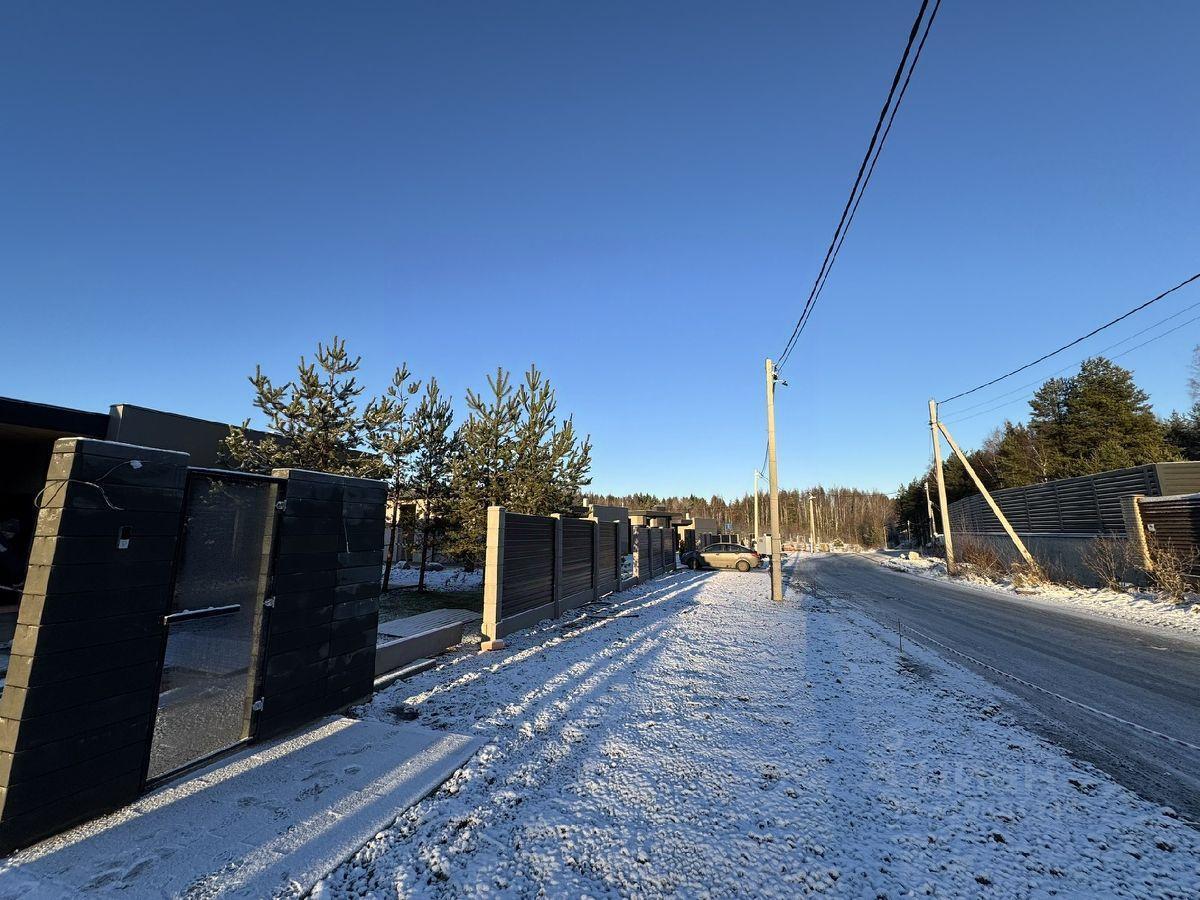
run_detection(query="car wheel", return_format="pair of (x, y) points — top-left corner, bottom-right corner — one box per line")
(736, 560), (750, 573)
(689, 558), (701, 570)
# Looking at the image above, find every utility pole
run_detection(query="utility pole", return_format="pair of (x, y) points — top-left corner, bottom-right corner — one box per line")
(928, 399), (956, 573)
(765, 359), (783, 603)
(937, 419), (1038, 570)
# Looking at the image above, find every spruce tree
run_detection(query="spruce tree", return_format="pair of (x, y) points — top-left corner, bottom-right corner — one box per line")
(410, 378), (455, 590)
(1026, 377), (1071, 479)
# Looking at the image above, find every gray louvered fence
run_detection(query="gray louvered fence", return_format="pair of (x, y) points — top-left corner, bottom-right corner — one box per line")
(942, 462), (1200, 586)
(484, 507), (672, 640)
(948, 462), (1200, 536)
(1138, 493), (1200, 577)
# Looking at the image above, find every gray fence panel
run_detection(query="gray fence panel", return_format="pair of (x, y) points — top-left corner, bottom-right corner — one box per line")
(1139, 494), (1200, 576)
(502, 514), (556, 617)
(560, 518), (594, 608)
(948, 463), (1197, 537)
(597, 521), (619, 595)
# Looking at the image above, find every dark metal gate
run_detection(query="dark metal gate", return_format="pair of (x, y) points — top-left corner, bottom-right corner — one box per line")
(144, 469), (282, 784)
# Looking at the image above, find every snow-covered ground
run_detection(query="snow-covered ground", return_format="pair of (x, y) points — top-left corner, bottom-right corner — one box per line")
(315, 561), (1200, 897)
(874, 550), (1200, 638)
(387, 565), (484, 592)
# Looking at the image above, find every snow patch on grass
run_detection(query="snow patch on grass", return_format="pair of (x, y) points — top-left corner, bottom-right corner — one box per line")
(388, 565), (483, 592)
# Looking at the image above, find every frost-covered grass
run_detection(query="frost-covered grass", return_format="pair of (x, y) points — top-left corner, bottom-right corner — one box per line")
(315, 561), (1200, 898)
(875, 550), (1200, 637)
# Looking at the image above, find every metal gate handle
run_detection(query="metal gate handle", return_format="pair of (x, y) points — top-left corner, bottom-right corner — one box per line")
(164, 604), (242, 625)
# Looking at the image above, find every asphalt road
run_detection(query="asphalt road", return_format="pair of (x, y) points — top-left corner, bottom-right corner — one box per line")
(794, 552), (1200, 825)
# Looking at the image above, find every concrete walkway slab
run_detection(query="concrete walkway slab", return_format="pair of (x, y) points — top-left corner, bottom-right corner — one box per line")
(0, 716), (480, 898)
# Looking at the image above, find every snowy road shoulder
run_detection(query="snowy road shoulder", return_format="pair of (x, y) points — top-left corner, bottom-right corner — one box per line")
(315, 563), (1200, 897)
(869, 550), (1200, 639)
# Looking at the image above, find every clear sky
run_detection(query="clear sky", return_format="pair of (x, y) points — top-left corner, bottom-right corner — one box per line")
(2, 2), (1197, 498)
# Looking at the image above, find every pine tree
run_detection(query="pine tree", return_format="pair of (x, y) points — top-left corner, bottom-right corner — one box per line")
(445, 368), (521, 567)
(1190, 344), (1200, 402)
(446, 365), (592, 568)
(1165, 407), (1200, 461)
(410, 378), (455, 590)
(507, 366), (592, 516)
(1164, 345), (1200, 461)
(1055, 357), (1176, 472)
(224, 337), (370, 475)
(363, 365), (421, 591)
(993, 422), (1053, 487)
(1026, 377), (1071, 479)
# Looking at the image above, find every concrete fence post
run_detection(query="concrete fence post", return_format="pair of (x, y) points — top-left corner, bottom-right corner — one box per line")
(551, 513), (564, 618)
(482, 506), (506, 640)
(613, 522), (622, 590)
(1120, 495), (1153, 575)
(632, 526), (644, 584)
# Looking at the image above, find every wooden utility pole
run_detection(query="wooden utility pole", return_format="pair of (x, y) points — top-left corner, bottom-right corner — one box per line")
(765, 359), (783, 603)
(928, 399), (956, 573)
(937, 419), (1038, 569)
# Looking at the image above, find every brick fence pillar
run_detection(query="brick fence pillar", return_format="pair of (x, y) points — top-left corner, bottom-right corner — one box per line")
(0, 438), (188, 853)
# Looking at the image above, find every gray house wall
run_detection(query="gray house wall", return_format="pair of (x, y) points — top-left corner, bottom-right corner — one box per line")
(107, 404), (272, 469)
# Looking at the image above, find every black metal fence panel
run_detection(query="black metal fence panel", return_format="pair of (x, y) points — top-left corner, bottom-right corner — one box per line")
(147, 471), (278, 782)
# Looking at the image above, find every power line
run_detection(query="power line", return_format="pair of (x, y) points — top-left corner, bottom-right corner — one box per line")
(941, 311), (1200, 426)
(943, 295), (1200, 418)
(937, 270), (1200, 405)
(777, 0), (939, 373)
(789, 0), (944, 355)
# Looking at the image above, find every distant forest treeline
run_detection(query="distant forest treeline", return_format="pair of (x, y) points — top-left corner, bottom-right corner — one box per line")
(587, 487), (893, 547)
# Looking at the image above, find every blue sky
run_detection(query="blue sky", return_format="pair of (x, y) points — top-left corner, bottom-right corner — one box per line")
(2, 1), (1197, 498)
